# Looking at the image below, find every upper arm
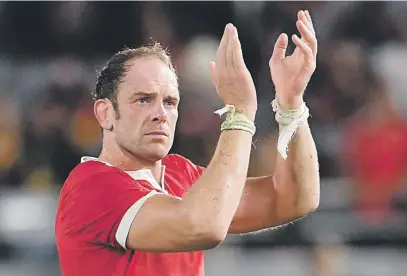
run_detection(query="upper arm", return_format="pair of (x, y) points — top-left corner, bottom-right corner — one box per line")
(175, 161), (298, 235)
(229, 175), (304, 234)
(122, 156), (222, 252)
(126, 193), (222, 252)
(228, 176), (278, 234)
(190, 164), (284, 235)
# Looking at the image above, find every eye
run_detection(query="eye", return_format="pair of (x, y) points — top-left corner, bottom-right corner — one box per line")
(137, 97), (150, 104)
(164, 97), (179, 107)
(164, 100), (175, 106)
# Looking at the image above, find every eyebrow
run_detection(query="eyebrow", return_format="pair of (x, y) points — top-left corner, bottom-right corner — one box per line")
(131, 91), (180, 100)
(132, 91), (156, 97)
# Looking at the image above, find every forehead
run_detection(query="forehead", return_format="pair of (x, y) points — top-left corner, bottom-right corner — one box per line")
(119, 57), (178, 95)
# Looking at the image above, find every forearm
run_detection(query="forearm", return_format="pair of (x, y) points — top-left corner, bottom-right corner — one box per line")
(181, 129), (253, 236)
(273, 121), (320, 220)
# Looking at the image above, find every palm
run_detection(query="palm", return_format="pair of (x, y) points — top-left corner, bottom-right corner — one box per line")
(272, 46), (312, 98)
(269, 10), (317, 109)
(287, 47), (307, 77)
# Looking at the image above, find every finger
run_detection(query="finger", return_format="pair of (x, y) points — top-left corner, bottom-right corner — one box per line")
(298, 10), (314, 36)
(226, 25), (235, 70)
(270, 33), (289, 64)
(209, 61), (217, 88)
(230, 27), (247, 71)
(216, 24), (232, 70)
(292, 34), (314, 69)
(296, 20), (317, 56)
(304, 10), (315, 32)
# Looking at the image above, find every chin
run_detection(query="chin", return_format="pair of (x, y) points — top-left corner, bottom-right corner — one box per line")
(124, 136), (173, 162)
(141, 144), (171, 162)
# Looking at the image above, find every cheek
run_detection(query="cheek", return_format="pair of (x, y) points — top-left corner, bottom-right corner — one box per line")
(169, 110), (179, 128)
(117, 113), (143, 134)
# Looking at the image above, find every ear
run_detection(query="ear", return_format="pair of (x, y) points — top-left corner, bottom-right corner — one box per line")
(94, 99), (115, 131)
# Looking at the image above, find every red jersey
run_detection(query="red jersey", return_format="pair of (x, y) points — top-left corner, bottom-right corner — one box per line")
(55, 154), (205, 276)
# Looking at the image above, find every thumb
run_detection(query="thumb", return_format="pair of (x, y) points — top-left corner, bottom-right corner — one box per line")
(270, 33), (288, 65)
(209, 61), (217, 88)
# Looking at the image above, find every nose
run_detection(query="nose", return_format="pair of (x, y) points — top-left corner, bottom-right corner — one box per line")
(152, 103), (167, 123)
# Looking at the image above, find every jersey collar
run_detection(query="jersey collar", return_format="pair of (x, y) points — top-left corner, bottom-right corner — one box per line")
(80, 156), (167, 193)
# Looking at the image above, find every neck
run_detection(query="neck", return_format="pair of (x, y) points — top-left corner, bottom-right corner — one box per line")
(98, 140), (163, 184)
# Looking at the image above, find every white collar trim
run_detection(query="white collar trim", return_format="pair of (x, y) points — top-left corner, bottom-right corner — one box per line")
(81, 156), (167, 193)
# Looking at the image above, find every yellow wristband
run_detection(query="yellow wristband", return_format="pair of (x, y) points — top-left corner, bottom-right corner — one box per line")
(214, 105), (256, 135)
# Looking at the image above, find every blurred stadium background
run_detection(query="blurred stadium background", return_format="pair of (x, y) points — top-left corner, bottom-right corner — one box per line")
(0, 1), (407, 275)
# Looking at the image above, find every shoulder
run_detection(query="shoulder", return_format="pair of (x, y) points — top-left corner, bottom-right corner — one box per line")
(61, 161), (150, 201)
(65, 161), (129, 187)
(57, 161), (153, 227)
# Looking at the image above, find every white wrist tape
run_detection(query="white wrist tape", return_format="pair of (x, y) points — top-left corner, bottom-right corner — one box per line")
(271, 99), (310, 159)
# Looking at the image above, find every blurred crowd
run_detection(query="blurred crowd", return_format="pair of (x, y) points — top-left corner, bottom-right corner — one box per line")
(1, 1), (407, 274)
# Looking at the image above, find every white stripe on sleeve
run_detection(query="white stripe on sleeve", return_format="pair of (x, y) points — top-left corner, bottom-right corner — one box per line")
(115, 190), (160, 249)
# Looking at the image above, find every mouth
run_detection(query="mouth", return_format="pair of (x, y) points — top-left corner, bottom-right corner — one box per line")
(146, 131), (169, 137)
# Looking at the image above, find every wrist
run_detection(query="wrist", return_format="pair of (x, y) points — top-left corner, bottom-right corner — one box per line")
(276, 96), (304, 110)
(235, 104), (257, 121)
(238, 109), (256, 122)
(215, 104), (257, 121)
(215, 104), (256, 136)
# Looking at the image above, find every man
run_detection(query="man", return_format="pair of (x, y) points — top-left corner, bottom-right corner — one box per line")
(55, 10), (319, 276)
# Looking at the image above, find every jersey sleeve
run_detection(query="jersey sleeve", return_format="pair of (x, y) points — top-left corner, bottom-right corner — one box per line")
(195, 164), (205, 177)
(58, 168), (159, 251)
